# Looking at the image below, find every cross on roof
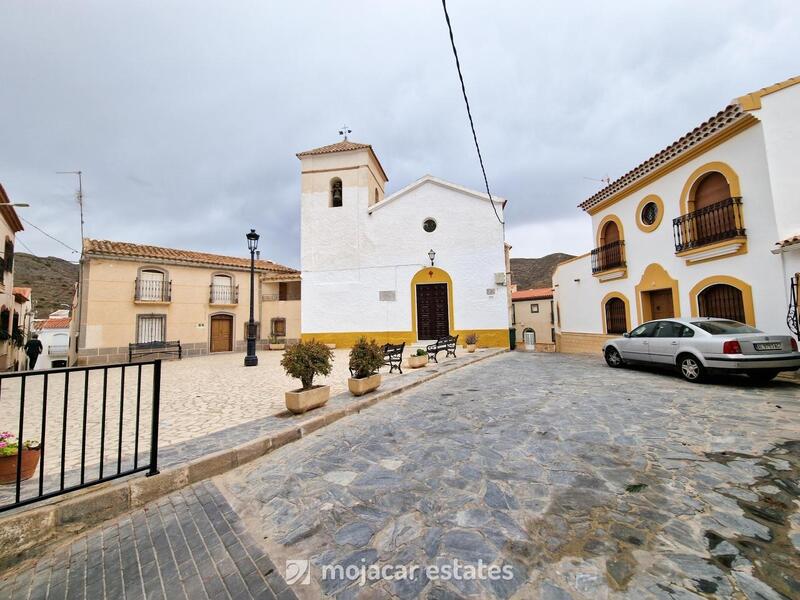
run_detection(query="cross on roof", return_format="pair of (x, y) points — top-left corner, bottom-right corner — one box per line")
(338, 124), (352, 140)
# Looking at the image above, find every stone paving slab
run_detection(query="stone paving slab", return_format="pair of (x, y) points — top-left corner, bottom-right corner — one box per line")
(0, 480), (296, 600)
(220, 352), (800, 599)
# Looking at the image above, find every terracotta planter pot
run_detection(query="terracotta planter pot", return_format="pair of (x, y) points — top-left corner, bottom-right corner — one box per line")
(285, 385), (330, 414)
(467, 344), (477, 353)
(269, 343), (285, 351)
(408, 355), (428, 368)
(348, 374), (382, 396)
(0, 449), (41, 485)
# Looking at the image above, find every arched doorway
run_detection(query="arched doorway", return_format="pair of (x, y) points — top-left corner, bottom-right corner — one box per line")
(410, 267), (454, 341)
(698, 284), (746, 323)
(210, 314), (233, 353)
(604, 297), (628, 334)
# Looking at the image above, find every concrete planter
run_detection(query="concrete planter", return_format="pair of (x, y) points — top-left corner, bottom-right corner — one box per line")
(466, 344), (477, 353)
(0, 449), (40, 484)
(285, 385), (330, 414)
(408, 354), (428, 369)
(269, 343), (285, 351)
(347, 374), (382, 396)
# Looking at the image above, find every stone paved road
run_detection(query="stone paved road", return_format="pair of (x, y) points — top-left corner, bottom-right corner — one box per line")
(222, 352), (800, 599)
(0, 480), (297, 600)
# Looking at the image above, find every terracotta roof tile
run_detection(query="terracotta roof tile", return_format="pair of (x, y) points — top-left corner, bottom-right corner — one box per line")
(512, 287), (554, 301)
(41, 317), (71, 329)
(12, 287), (31, 300)
(296, 140), (373, 157)
(83, 239), (299, 276)
(579, 103), (753, 212)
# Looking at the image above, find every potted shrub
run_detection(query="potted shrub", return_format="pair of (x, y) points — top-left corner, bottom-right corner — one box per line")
(269, 335), (285, 351)
(408, 348), (428, 369)
(348, 337), (384, 396)
(465, 333), (478, 353)
(0, 432), (41, 485)
(281, 340), (334, 414)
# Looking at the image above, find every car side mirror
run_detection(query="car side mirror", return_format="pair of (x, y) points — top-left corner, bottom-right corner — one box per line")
(622, 332), (630, 338)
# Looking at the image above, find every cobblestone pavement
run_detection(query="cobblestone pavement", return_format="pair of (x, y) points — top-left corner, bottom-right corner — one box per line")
(0, 480), (297, 600)
(220, 352), (800, 599)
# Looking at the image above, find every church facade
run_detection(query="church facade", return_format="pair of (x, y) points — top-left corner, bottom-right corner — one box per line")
(298, 140), (511, 347)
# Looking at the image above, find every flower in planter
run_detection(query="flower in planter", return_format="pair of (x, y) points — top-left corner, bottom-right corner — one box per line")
(465, 333), (479, 345)
(0, 432), (39, 457)
(280, 340), (334, 390)
(415, 349), (427, 356)
(349, 338), (384, 379)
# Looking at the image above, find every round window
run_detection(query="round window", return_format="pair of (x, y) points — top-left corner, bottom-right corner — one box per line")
(423, 218), (437, 233)
(641, 202), (659, 226)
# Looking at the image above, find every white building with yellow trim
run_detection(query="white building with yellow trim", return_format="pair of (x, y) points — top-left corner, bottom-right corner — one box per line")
(298, 139), (511, 347)
(554, 76), (800, 353)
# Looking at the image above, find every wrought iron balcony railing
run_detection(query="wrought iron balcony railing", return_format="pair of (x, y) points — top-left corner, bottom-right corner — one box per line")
(48, 344), (68, 356)
(134, 278), (172, 302)
(591, 240), (626, 274)
(209, 284), (239, 304)
(672, 197), (745, 253)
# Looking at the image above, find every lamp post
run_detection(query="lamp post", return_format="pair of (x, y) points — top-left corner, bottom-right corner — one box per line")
(428, 249), (436, 266)
(244, 229), (260, 367)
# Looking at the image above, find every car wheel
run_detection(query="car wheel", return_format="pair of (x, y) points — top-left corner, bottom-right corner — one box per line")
(678, 354), (705, 383)
(746, 370), (780, 383)
(604, 347), (624, 368)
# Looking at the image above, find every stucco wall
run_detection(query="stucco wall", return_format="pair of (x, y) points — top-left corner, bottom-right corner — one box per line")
(300, 173), (509, 344)
(512, 298), (554, 348)
(554, 121), (792, 339)
(78, 258), (300, 364)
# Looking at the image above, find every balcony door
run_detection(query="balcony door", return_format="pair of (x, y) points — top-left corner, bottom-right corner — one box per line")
(211, 274), (234, 304)
(693, 172), (735, 243)
(210, 314), (233, 353)
(139, 269), (166, 301)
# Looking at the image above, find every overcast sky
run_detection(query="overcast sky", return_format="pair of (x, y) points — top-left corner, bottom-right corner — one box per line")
(2, 1), (799, 268)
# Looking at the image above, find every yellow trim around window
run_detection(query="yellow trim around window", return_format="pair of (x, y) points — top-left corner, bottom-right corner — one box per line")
(634, 263), (681, 323)
(688, 275), (755, 326)
(635, 195), (664, 233)
(596, 214), (625, 248)
(410, 266), (455, 340)
(600, 291), (632, 334)
(680, 161), (742, 215)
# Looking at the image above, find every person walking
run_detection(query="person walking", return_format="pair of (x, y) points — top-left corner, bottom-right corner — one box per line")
(24, 334), (43, 370)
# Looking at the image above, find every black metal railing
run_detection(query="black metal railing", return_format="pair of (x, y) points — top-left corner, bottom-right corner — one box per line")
(134, 278), (172, 302)
(591, 240), (626, 273)
(788, 276), (799, 339)
(672, 197), (745, 253)
(0, 360), (161, 513)
(209, 284), (239, 304)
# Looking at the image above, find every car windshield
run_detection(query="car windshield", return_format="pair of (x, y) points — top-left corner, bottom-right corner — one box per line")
(691, 320), (761, 335)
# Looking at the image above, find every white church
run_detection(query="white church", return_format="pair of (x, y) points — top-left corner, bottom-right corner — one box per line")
(297, 139), (511, 348)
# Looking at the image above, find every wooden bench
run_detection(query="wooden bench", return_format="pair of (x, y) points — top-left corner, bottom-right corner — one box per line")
(426, 335), (458, 363)
(382, 342), (405, 374)
(129, 340), (182, 363)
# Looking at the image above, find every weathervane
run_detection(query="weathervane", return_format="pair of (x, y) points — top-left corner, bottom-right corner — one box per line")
(339, 124), (352, 140)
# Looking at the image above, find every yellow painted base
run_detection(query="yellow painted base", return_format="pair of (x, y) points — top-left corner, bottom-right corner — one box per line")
(556, 332), (617, 355)
(301, 329), (510, 348)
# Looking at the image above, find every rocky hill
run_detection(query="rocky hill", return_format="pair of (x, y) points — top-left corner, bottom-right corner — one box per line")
(510, 253), (574, 290)
(14, 253), (79, 318)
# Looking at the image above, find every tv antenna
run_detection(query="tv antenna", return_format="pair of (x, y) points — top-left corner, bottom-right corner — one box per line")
(56, 170), (84, 244)
(583, 175), (611, 186)
(338, 125), (352, 140)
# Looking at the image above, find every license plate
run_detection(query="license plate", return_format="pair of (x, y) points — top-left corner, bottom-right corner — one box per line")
(754, 342), (782, 351)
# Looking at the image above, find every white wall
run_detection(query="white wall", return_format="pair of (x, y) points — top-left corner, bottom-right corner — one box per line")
(301, 176), (508, 335)
(36, 328), (70, 370)
(555, 121), (791, 335)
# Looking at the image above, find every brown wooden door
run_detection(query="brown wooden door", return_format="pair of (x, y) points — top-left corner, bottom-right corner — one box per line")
(210, 315), (233, 352)
(648, 289), (675, 320)
(416, 283), (449, 340)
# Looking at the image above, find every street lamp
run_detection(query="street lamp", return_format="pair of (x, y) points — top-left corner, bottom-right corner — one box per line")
(244, 229), (260, 367)
(428, 249), (436, 266)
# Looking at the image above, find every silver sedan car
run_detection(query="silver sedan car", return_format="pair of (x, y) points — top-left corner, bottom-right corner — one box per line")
(602, 317), (800, 383)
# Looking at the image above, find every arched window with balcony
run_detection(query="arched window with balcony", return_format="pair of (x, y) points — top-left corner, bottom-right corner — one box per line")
(210, 273), (237, 304)
(136, 268), (170, 302)
(330, 178), (343, 208)
(592, 216), (626, 274)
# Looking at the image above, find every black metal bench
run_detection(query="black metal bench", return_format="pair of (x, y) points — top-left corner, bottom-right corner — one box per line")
(129, 340), (182, 362)
(426, 335), (458, 363)
(382, 342), (405, 374)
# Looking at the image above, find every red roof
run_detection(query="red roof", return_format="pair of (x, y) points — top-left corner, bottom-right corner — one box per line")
(512, 287), (553, 301)
(41, 317), (71, 330)
(12, 287), (31, 301)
